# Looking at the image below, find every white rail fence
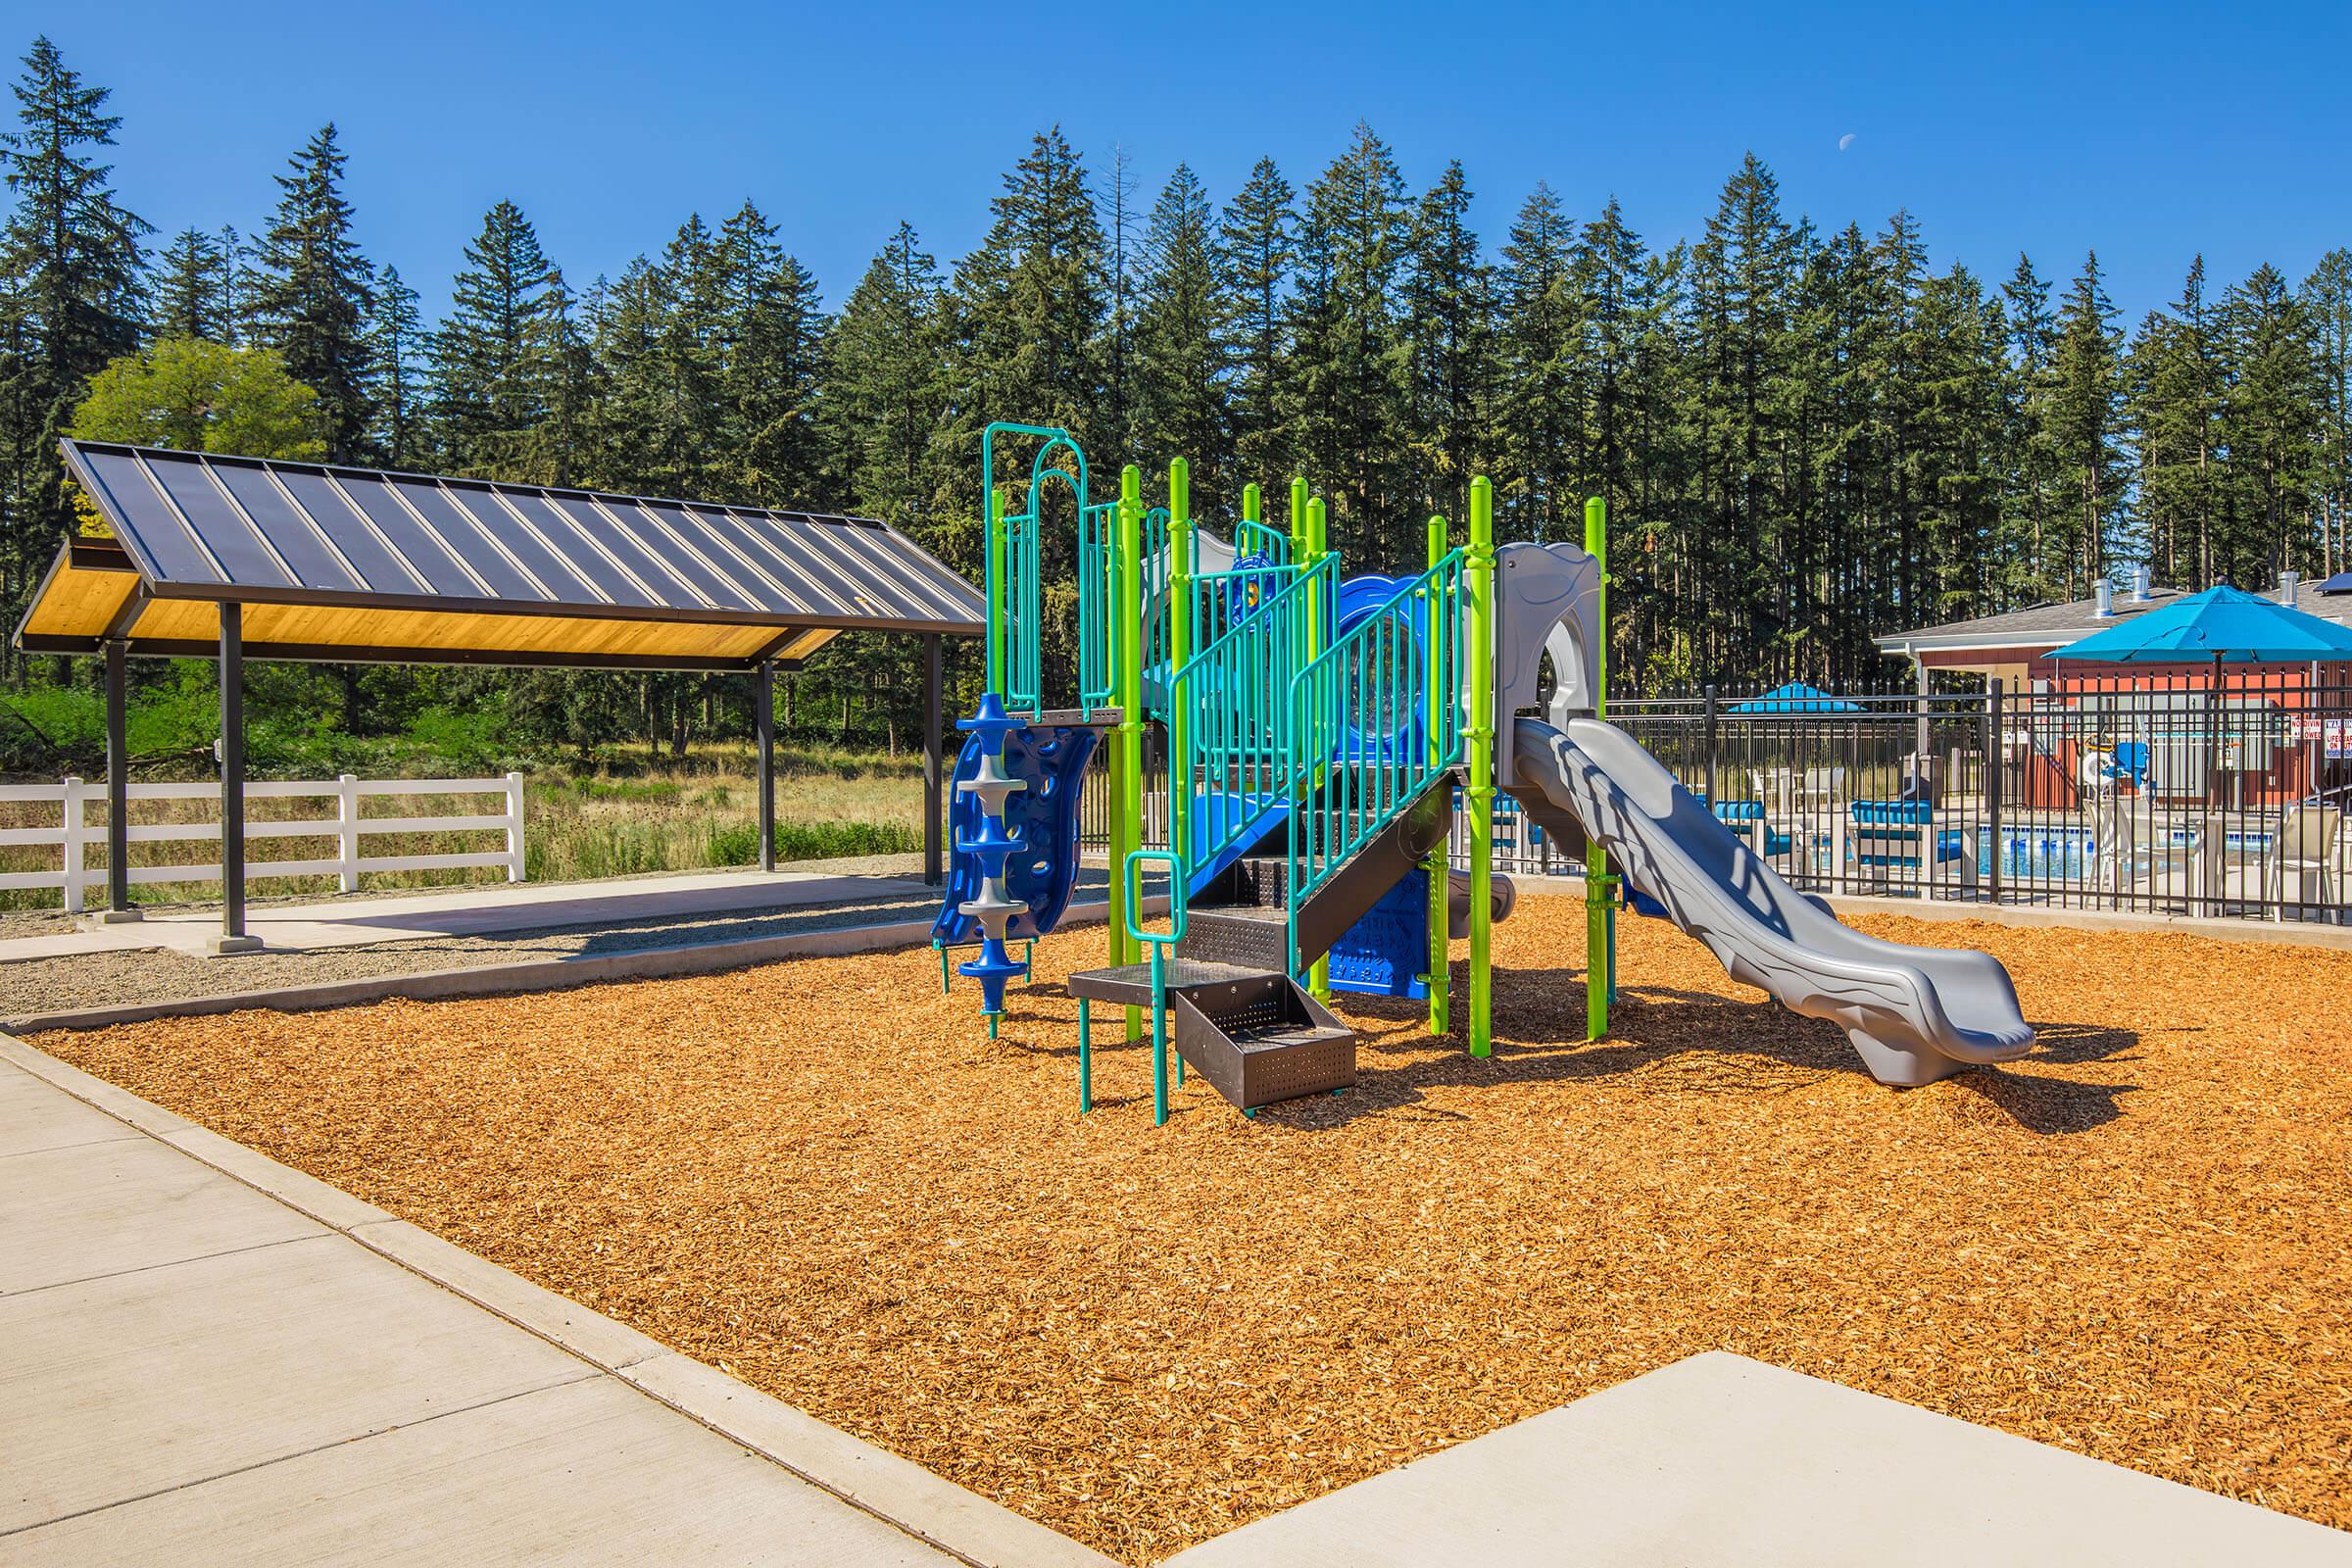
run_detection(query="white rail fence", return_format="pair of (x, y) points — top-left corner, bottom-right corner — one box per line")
(0, 774), (525, 912)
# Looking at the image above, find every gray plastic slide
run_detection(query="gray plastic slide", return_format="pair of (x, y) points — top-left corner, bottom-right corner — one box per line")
(1508, 715), (2035, 1087)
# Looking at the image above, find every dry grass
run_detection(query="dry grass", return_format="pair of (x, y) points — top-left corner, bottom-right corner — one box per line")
(33, 902), (2352, 1562)
(0, 753), (927, 909)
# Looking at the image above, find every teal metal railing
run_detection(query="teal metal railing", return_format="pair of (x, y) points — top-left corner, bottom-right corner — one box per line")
(1284, 552), (1468, 970)
(984, 421), (1086, 712)
(1166, 554), (1340, 883)
(1075, 496), (1119, 714)
(1189, 560), (1303, 661)
(1232, 517), (1292, 565)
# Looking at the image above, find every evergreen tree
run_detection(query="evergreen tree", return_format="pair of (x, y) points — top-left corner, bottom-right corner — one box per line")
(154, 227), (232, 342)
(717, 200), (825, 507)
(826, 221), (945, 528)
(1098, 145), (1142, 461)
(366, 263), (423, 467)
(251, 123), (374, 461)
(2128, 258), (2223, 584)
(2216, 262), (2321, 581)
(2305, 249), (2352, 577)
(1493, 183), (1580, 539)
(427, 199), (560, 480)
(1999, 253), (2061, 597)
(0, 34), (147, 611)
(1217, 157), (1296, 485)
(1401, 160), (1493, 520)
(1133, 164), (1229, 503)
(1573, 197), (1656, 531)
(1684, 153), (1810, 675)
(2043, 252), (2128, 595)
(1289, 122), (1410, 558)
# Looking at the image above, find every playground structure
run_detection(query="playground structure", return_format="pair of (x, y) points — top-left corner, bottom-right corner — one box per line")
(934, 422), (2037, 1114)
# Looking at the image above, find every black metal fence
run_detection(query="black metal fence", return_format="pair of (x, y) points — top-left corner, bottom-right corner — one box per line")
(1067, 670), (2352, 925)
(1610, 670), (2352, 923)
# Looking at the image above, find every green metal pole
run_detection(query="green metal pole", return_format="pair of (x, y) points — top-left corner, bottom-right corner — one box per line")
(1305, 494), (1332, 1003)
(1584, 495), (1613, 1042)
(1243, 481), (1261, 529)
(1424, 512), (1451, 1037)
(1466, 477), (1495, 1058)
(1078, 996), (1092, 1113)
(986, 486), (1006, 698)
(1169, 459), (1194, 883)
(1116, 466), (1147, 1040)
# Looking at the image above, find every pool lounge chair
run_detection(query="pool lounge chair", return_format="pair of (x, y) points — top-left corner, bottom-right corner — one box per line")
(1842, 800), (1978, 899)
(1711, 799), (1794, 860)
(2264, 804), (2342, 922)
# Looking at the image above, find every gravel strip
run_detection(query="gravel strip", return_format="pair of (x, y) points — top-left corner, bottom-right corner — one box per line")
(0, 861), (1114, 1021)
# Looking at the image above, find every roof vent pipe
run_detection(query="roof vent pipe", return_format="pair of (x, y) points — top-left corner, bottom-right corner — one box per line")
(2280, 569), (2299, 608)
(2132, 564), (2152, 602)
(2093, 578), (2114, 617)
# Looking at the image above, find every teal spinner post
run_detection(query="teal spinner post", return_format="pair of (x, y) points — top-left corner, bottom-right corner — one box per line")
(1124, 849), (1186, 1126)
(955, 693), (1031, 1038)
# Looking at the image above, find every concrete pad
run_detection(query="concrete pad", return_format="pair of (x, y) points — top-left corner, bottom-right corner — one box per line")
(152, 1119), (393, 1231)
(351, 1216), (671, 1371)
(0, 1135), (320, 1296)
(622, 1350), (1119, 1568)
(0, 866), (934, 962)
(2, 1373), (956, 1566)
(0, 1062), (140, 1158)
(0, 1233), (592, 1530)
(0, 1034), (196, 1136)
(1163, 1352), (2352, 1568)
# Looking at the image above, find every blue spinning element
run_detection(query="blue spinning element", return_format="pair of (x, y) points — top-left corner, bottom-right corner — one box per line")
(952, 694), (1031, 1037)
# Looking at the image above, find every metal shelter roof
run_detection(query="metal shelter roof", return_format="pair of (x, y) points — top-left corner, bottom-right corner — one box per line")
(17, 441), (984, 670)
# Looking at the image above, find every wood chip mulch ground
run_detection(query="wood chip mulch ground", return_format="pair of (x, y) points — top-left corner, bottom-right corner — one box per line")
(32, 901), (2352, 1563)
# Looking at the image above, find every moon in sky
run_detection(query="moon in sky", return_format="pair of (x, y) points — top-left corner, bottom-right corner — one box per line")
(1838, 133), (1857, 151)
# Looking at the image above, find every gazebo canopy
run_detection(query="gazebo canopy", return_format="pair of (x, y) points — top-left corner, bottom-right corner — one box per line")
(17, 440), (984, 671)
(2046, 584), (2352, 664)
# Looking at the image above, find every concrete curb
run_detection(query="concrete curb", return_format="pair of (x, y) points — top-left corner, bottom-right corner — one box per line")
(0, 1030), (1116, 1568)
(7, 896), (1168, 1036)
(1510, 874), (2352, 951)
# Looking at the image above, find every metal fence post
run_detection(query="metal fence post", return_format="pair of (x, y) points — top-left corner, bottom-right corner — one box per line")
(1703, 684), (1719, 811)
(1985, 680), (2004, 905)
(337, 774), (361, 893)
(505, 771), (526, 881)
(61, 776), (83, 914)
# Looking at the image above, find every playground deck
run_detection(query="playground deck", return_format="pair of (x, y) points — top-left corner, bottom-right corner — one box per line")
(30, 900), (2352, 1562)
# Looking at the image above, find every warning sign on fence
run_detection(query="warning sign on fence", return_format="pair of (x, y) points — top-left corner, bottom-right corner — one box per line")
(2289, 715), (2352, 758)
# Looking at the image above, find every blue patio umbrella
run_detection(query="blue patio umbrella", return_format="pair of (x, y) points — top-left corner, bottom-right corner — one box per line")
(2046, 584), (2352, 664)
(2048, 585), (2352, 842)
(1727, 681), (1864, 712)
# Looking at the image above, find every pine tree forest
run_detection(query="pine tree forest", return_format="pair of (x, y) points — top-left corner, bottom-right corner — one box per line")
(7, 37), (2352, 760)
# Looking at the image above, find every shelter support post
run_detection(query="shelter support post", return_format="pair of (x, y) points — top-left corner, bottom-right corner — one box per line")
(212, 603), (260, 955)
(97, 638), (137, 922)
(923, 633), (943, 886)
(1914, 656), (1932, 765)
(756, 660), (776, 872)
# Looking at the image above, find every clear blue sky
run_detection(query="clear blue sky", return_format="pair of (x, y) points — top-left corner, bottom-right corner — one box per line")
(10, 0), (2348, 328)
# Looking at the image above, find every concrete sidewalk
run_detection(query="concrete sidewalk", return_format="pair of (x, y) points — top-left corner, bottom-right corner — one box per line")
(1165, 1351), (2352, 1568)
(0, 865), (933, 963)
(0, 1037), (1108, 1567)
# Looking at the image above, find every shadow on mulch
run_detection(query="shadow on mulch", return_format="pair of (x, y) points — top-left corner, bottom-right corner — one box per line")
(1265, 979), (2143, 1137)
